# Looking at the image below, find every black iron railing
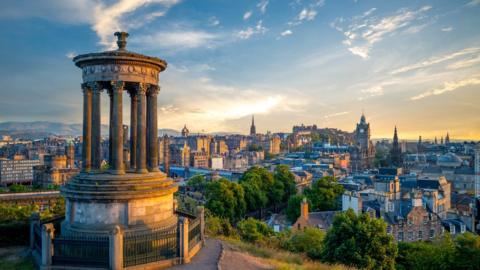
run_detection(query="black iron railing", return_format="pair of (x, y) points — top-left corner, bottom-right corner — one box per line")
(33, 223), (42, 254)
(123, 224), (178, 267)
(52, 235), (109, 268)
(188, 217), (201, 251)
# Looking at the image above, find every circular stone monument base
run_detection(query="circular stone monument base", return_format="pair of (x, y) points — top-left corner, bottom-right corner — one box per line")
(60, 171), (178, 236)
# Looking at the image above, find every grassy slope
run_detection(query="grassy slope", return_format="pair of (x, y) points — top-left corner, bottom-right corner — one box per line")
(218, 236), (354, 270)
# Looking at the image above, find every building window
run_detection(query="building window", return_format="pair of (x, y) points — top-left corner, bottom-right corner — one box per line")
(408, 218), (413, 226)
(387, 226), (392, 234)
(398, 231), (404, 242)
(409, 231), (414, 240)
(430, 229), (435, 238)
(418, 230), (423, 239)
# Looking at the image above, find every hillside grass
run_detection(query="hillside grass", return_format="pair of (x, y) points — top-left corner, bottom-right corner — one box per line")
(218, 236), (354, 270)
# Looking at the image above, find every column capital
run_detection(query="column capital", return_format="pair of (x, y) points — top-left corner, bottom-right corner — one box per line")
(148, 85), (160, 96)
(86, 81), (102, 93)
(81, 83), (92, 94)
(110, 80), (125, 92)
(135, 82), (148, 96)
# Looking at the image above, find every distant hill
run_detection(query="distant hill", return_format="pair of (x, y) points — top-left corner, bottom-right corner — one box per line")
(0, 121), (183, 139)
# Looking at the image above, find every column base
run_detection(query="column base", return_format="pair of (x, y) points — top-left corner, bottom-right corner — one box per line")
(109, 169), (126, 175)
(148, 167), (160, 172)
(136, 168), (149, 174)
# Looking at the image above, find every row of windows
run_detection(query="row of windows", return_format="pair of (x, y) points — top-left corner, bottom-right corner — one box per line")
(396, 229), (435, 241)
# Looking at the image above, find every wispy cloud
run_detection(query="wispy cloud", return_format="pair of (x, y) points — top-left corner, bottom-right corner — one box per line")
(65, 51), (76, 59)
(243, 10), (253, 20)
(324, 111), (350, 119)
(411, 76), (480, 100)
(298, 8), (317, 21)
(257, 0), (269, 14)
(208, 16), (220, 26)
(358, 85), (384, 100)
(236, 20), (268, 40)
(91, 0), (181, 49)
(441, 26), (453, 32)
(280, 30), (293, 37)
(332, 6), (432, 59)
(391, 47), (480, 74)
(466, 0), (480, 7)
(133, 30), (220, 50)
(447, 55), (480, 69)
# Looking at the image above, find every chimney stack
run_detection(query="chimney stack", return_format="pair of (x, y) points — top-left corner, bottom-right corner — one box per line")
(300, 197), (309, 220)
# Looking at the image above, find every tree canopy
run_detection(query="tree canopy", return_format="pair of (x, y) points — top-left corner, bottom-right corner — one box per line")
(321, 209), (397, 270)
(205, 178), (246, 223)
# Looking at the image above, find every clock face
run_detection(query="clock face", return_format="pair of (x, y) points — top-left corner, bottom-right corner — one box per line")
(360, 129), (364, 133)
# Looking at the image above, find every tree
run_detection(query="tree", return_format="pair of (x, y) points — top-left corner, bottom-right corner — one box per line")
(286, 195), (306, 223)
(239, 166), (277, 211)
(396, 235), (455, 270)
(186, 174), (207, 192)
(304, 176), (344, 212)
(237, 218), (274, 243)
(274, 165), (297, 201)
(205, 179), (246, 222)
(282, 227), (325, 260)
(454, 232), (480, 269)
(321, 209), (397, 270)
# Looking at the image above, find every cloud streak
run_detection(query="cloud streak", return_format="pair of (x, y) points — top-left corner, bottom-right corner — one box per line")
(391, 47), (480, 74)
(411, 76), (480, 100)
(332, 6), (432, 59)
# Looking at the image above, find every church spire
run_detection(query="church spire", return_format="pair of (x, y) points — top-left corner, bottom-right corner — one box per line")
(250, 115), (256, 136)
(391, 126), (401, 166)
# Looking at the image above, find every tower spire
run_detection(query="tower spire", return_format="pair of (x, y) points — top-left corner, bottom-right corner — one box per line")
(250, 115), (256, 136)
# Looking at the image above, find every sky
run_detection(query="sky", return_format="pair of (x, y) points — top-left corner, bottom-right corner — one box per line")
(0, 0), (479, 140)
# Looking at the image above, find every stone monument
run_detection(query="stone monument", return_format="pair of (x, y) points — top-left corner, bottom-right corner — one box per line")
(62, 31), (178, 236)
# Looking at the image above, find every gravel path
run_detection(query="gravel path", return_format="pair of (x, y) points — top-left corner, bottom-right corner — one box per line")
(169, 238), (222, 270)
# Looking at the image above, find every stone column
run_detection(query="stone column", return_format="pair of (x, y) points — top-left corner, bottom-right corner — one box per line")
(109, 90), (113, 166)
(111, 81), (125, 175)
(136, 83), (148, 174)
(81, 84), (92, 172)
(41, 223), (55, 267)
(129, 90), (137, 170)
(90, 82), (102, 170)
(109, 225), (124, 270)
(147, 85), (160, 172)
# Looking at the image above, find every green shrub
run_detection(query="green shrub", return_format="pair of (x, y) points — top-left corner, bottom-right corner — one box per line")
(237, 218), (273, 243)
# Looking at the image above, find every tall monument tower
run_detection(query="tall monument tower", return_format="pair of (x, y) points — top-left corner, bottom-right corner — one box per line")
(62, 32), (178, 236)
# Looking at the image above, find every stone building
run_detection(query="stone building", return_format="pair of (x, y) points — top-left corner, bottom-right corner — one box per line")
(30, 32), (204, 270)
(33, 154), (80, 187)
(349, 113), (375, 172)
(384, 191), (443, 242)
(190, 151), (209, 168)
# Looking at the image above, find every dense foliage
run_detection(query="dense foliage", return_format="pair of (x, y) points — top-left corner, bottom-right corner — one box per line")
(205, 179), (246, 222)
(321, 209), (397, 270)
(237, 217), (274, 243)
(203, 166), (296, 223)
(397, 232), (480, 270)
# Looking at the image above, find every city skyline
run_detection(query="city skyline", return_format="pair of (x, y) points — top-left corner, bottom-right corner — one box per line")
(1, 0), (479, 140)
